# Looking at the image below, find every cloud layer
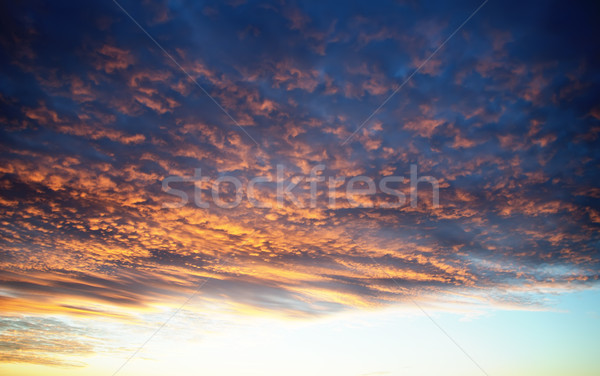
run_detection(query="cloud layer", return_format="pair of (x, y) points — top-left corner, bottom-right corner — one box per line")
(1, 0), (600, 366)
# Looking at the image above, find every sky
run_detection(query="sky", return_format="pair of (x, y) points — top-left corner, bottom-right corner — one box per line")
(1, 0), (600, 375)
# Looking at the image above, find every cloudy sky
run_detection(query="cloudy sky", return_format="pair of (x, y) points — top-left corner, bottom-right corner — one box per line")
(1, 0), (599, 375)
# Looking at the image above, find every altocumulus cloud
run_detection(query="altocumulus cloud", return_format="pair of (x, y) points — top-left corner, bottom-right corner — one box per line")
(0, 0), (600, 367)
